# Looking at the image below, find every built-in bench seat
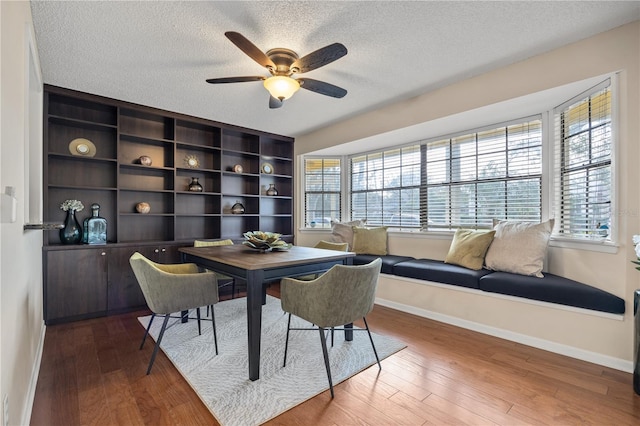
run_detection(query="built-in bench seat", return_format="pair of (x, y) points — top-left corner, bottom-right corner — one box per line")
(353, 255), (625, 315)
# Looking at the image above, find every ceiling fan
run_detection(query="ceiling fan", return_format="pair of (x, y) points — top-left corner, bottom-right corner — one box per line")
(206, 32), (348, 109)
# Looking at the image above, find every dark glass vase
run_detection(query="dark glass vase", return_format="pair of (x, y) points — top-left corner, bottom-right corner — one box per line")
(60, 209), (82, 244)
(188, 177), (203, 192)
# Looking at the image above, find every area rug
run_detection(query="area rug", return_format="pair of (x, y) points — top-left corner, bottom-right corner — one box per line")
(138, 295), (406, 426)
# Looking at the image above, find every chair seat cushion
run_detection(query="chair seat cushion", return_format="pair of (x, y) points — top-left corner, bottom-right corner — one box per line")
(393, 259), (491, 289)
(353, 254), (414, 274)
(478, 272), (625, 314)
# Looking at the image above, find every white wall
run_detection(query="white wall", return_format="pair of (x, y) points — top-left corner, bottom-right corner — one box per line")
(295, 21), (640, 369)
(1, 2), (45, 425)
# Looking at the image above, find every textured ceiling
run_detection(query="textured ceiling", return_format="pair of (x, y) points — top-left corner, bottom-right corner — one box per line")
(30, 1), (640, 138)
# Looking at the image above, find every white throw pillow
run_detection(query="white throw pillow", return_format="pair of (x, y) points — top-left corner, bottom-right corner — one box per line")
(484, 219), (554, 277)
(330, 219), (365, 249)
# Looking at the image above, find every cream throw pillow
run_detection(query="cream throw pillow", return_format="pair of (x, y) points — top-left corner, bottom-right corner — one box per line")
(444, 229), (496, 270)
(484, 219), (554, 277)
(330, 219), (365, 248)
(352, 226), (388, 255)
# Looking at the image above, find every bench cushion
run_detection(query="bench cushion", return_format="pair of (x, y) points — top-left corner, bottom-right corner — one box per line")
(393, 259), (492, 289)
(353, 254), (414, 274)
(478, 272), (625, 314)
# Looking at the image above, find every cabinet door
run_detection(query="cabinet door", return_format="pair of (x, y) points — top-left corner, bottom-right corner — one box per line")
(106, 246), (149, 312)
(45, 248), (108, 324)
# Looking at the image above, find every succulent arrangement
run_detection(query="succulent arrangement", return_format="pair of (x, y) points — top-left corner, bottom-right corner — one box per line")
(243, 231), (292, 252)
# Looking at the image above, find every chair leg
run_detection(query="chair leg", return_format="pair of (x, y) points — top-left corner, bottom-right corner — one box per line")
(231, 279), (236, 299)
(196, 307), (202, 336)
(210, 304), (218, 355)
(147, 314), (170, 375)
(140, 313), (156, 350)
(363, 317), (381, 370)
(283, 313), (292, 367)
(318, 327), (334, 398)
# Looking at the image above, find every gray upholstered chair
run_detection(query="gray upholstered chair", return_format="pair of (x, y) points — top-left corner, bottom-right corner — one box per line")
(194, 239), (240, 298)
(129, 252), (220, 374)
(280, 258), (382, 398)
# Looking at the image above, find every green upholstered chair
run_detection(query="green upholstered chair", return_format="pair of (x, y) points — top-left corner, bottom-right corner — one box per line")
(296, 240), (350, 281)
(194, 239), (240, 298)
(280, 258), (383, 398)
(129, 252), (220, 374)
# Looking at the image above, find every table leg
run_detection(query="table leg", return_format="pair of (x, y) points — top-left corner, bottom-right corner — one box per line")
(247, 269), (264, 381)
(344, 323), (353, 341)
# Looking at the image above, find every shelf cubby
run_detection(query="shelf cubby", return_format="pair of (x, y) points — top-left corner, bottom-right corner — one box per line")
(222, 129), (260, 154)
(48, 120), (117, 159)
(176, 120), (221, 148)
(175, 216), (221, 241)
(175, 144), (221, 171)
(120, 108), (174, 140)
(175, 192), (221, 215)
(48, 93), (117, 126)
(119, 190), (174, 215)
(48, 156), (117, 188)
(220, 215), (260, 239)
(119, 166), (174, 191)
(117, 215), (174, 242)
(119, 135), (174, 168)
(222, 195), (259, 215)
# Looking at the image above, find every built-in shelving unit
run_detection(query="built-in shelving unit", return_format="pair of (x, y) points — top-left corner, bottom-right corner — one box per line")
(42, 85), (294, 324)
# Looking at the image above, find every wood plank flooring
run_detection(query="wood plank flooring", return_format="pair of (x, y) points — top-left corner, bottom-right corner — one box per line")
(31, 284), (640, 425)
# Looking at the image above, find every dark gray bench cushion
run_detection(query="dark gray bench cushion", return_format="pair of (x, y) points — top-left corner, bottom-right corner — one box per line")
(353, 254), (415, 274)
(392, 259), (492, 289)
(478, 272), (625, 314)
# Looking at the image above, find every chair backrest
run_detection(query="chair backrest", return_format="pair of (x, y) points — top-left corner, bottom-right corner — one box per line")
(194, 239), (234, 247)
(314, 240), (350, 252)
(282, 258), (382, 328)
(129, 252), (217, 314)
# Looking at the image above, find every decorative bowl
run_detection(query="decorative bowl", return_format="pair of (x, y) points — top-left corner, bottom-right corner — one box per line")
(242, 231), (292, 252)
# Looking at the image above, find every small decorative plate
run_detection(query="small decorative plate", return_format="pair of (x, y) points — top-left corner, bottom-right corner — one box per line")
(184, 155), (200, 168)
(232, 164), (244, 173)
(261, 162), (274, 174)
(68, 138), (96, 157)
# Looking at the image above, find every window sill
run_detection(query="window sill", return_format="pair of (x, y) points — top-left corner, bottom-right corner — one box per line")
(549, 237), (618, 254)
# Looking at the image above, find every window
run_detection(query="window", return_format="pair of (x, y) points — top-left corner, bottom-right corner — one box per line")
(304, 158), (341, 228)
(350, 118), (542, 230)
(351, 146), (422, 228)
(554, 80), (612, 241)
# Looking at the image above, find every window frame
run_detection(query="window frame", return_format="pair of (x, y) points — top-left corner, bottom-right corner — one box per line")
(301, 156), (343, 229)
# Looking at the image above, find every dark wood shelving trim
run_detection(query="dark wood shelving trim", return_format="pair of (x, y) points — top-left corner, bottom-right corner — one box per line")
(118, 213), (175, 217)
(119, 133), (175, 145)
(48, 153), (118, 163)
(222, 148), (261, 157)
(48, 114), (118, 130)
(175, 141), (221, 151)
(175, 191), (221, 196)
(175, 167), (221, 173)
(119, 164), (175, 172)
(48, 184), (117, 191)
(118, 188), (175, 193)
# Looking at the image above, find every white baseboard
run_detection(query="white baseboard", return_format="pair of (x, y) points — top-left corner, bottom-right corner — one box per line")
(374, 296), (633, 373)
(22, 323), (46, 426)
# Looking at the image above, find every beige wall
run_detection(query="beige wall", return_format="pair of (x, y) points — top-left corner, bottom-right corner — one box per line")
(295, 21), (640, 369)
(1, 2), (45, 425)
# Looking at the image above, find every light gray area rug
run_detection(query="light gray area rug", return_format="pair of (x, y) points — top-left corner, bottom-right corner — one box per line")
(138, 295), (406, 426)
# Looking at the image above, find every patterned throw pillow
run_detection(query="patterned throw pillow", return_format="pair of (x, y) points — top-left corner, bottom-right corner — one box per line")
(352, 226), (388, 255)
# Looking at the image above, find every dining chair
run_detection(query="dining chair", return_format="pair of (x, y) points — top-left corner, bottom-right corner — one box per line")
(296, 240), (350, 280)
(194, 239), (240, 298)
(129, 252), (220, 374)
(280, 258), (383, 398)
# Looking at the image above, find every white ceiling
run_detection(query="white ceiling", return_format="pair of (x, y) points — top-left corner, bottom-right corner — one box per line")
(30, 1), (640, 139)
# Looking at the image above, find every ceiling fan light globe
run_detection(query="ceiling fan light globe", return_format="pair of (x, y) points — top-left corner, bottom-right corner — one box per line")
(263, 76), (300, 101)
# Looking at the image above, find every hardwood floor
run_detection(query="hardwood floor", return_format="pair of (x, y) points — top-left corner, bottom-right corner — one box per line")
(31, 284), (640, 425)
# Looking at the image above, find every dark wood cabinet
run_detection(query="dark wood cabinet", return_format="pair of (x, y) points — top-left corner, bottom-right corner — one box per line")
(44, 247), (108, 323)
(43, 85), (293, 324)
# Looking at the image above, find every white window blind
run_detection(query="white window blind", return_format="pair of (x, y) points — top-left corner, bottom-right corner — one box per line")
(304, 158), (341, 228)
(424, 119), (543, 229)
(553, 79), (612, 240)
(351, 146), (422, 228)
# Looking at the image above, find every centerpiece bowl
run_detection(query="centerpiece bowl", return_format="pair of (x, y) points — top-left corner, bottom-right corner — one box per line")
(242, 231), (292, 252)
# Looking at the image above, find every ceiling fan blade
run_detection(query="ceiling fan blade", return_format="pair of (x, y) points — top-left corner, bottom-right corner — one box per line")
(297, 78), (347, 98)
(269, 95), (283, 109)
(225, 31), (276, 69)
(291, 43), (347, 74)
(206, 76), (265, 84)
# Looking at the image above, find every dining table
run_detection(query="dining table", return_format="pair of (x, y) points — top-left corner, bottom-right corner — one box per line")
(179, 244), (355, 381)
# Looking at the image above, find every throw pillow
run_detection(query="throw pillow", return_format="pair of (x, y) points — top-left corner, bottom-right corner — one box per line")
(330, 219), (365, 248)
(444, 229), (496, 270)
(352, 226), (388, 255)
(484, 219), (554, 277)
